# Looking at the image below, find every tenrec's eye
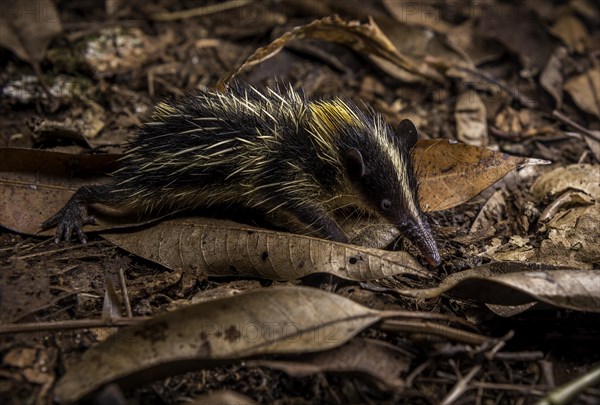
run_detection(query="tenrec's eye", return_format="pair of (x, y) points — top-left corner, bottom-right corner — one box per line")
(381, 199), (392, 210)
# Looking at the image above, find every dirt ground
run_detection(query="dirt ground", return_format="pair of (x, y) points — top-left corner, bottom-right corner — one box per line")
(1, 1), (599, 404)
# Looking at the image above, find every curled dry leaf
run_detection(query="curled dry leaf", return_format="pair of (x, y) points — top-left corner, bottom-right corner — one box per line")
(247, 338), (409, 390)
(393, 262), (600, 313)
(101, 218), (431, 281)
(0, 148), (120, 236)
(53, 286), (383, 403)
(217, 15), (445, 89)
(414, 140), (549, 212)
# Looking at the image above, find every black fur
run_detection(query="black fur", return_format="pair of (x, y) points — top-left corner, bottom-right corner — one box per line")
(42, 84), (440, 266)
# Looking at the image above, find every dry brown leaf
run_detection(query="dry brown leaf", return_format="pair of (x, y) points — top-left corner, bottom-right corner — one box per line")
(445, 21), (505, 65)
(525, 164), (600, 269)
(218, 15), (445, 89)
(0, 148), (120, 236)
(454, 89), (488, 147)
(188, 391), (258, 405)
(53, 286), (384, 403)
(373, 15), (473, 77)
(550, 14), (588, 53)
(3, 347), (38, 368)
(531, 164), (600, 200)
(393, 262), (600, 313)
(485, 302), (539, 317)
(101, 279), (123, 321)
(0, 0), (62, 64)
(537, 204), (600, 267)
(540, 47), (567, 108)
(101, 217), (431, 281)
(477, 4), (555, 71)
(247, 338), (409, 389)
(469, 189), (507, 234)
(414, 140), (548, 212)
(583, 134), (600, 161)
(564, 66), (600, 118)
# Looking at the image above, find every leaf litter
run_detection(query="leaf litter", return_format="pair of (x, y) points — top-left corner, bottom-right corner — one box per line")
(1, 1), (599, 404)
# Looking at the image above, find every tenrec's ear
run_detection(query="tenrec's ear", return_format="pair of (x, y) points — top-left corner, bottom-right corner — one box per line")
(345, 148), (365, 180)
(397, 119), (419, 149)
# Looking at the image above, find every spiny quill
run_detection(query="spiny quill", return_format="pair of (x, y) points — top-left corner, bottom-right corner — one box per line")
(42, 83), (440, 266)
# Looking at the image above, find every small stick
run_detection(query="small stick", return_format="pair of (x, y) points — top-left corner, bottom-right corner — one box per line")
(118, 267), (133, 318)
(0, 317), (147, 335)
(151, 0), (252, 21)
(553, 110), (600, 142)
(441, 364), (483, 405)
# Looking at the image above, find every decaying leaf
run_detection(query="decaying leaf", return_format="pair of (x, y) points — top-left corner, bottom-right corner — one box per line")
(247, 338), (410, 389)
(0, 148), (121, 236)
(414, 140), (548, 212)
(84, 27), (155, 78)
(531, 164), (600, 200)
(564, 66), (600, 118)
(27, 99), (106, 143)
(393, 262), (600, 313)
(218, 15), (445, 89)
(0, 0), (62, 65)
(454, 89), (488, 147)
(102, 218), (431, 281)
(53, 286), (384, 403)
(520, 164), (600, 269)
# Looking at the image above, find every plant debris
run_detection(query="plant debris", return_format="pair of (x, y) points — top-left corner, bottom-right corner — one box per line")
(1, 1), (599, 404)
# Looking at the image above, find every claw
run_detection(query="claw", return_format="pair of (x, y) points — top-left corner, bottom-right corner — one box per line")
(75, 227), (88, 244)
(55, 221), (65, 243)
(64, 224), (74, 242)
(42, 200), (90, 244)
